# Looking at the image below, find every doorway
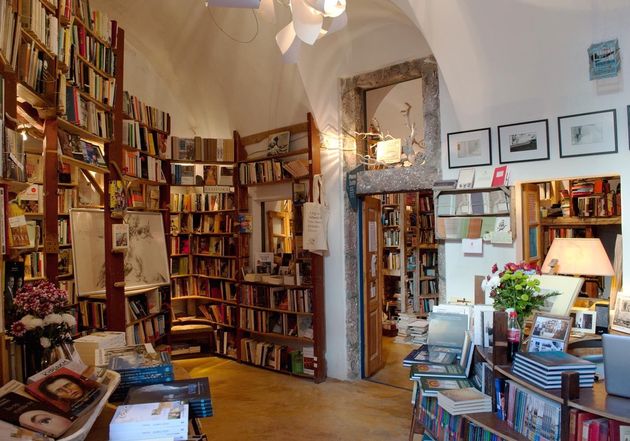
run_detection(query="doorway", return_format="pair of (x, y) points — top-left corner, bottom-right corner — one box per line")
(360, 190), (439, 390)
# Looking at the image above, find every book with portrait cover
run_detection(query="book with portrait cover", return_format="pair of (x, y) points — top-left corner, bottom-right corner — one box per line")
(0, 392), (76, 438)
(25, 367), (104, 417)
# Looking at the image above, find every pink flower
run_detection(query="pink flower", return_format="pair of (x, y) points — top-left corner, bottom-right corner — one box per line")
(506, 263), (518, 272)
(491, 264), (498, 273)
(10, 321), (26, 337)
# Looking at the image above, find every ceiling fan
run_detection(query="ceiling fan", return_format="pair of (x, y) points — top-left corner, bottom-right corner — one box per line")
(205, 0), (348, 63)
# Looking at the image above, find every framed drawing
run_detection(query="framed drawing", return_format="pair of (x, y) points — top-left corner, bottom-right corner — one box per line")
(558, 109), (617, 158)
(612, 295), (630, 334)
(267, 131), (290, 156)
(527, 312), (573, 353)
(70, 209), (170, 296)
(570, 307), (597, 334)
(447, 128), (492, 168)
(531, 274), (584, 316)
(498, 119), (549, 164)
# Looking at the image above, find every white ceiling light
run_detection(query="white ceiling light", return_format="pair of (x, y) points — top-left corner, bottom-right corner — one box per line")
(272, 0), (347, 62)
(205, 0), (261, 8)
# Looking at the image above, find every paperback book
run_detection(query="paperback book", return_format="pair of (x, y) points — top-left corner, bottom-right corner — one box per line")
(0, 392), (75, 438)
(418, 378), (474, 397)
(125, 378), (213, 418)
(109, 401), (189, 441)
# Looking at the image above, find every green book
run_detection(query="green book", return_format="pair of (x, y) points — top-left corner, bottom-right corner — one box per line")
(290, 350), (303, 374)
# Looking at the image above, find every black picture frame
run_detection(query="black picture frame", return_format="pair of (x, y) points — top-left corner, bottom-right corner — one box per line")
(447, 127), (492, 169)
(498, 119), (550, 164)
(558, 109), (617, 158)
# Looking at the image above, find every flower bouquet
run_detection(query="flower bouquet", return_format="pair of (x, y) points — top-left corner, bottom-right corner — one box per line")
(7, 280), (76, 373)
(482, 262), (559, 327)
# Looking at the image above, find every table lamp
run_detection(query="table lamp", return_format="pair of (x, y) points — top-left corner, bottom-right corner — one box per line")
(541, 238), (614, 298)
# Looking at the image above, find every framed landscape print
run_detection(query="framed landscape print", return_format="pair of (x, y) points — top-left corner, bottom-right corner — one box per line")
(558, 109), (617, 158)
(447, 128), (492, 168)
(498, 119), (549, 164)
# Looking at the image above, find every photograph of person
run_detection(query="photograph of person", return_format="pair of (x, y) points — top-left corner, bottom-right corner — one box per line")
(18, 409), (73, 438)
(32, 370), (103, 416)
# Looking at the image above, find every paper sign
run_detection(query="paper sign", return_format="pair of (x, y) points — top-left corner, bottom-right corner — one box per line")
(376, 138), (402, 164)
(8, 215), (26, 228)
(368, 221), (377, 252)
(462, 238), (483, 254)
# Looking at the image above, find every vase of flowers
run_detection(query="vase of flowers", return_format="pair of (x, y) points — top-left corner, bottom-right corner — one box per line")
(7, 281), (76, 376)
(482, 262), (559, 328)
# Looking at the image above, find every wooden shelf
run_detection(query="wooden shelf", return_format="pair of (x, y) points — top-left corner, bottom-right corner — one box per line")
(20, 28), (55, 60)
(192, 253), (237, 259)
(240, 280), (313, 290)
(58, 118), (111, 144)
(464, 413), (530, 441)
(60, 155), (109, 174)
(122, 144), (163, 160)
(169, 159), (233, 165)
(239, 304), (313, 316)
(172, 317), (236, 329)
(121, 113), (169, 135)
(76, 53), (115, 80)
(240, 329), (313, 344)
(78, 89), (113, 112)
(194, 275), (237, 282)
(126, 311), (168, 327)
(17, 82), (54, 109)
(569, 381), (630, 424)
(40, 0), (56, 13)
(169, 209), (237, 214)
(239, 148), (309, 164)
(122, 174), (167, 186)
(240, 178), (297, 188)
(73, 16), (111, 48)
(171, 296), (237, 306)
(541, 216), (621, 226)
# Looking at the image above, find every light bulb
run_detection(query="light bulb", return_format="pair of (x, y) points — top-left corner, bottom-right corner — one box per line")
(21, 130), (27, 141)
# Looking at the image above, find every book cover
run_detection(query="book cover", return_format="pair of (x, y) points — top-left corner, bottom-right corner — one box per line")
(437, 387), (491, 404)
(0, 419), (53, 440)
(125, 378), (211, 407)
(419, 378), (473, 397)
(109, 401), (189, 441)
(25, 368), (104, 417)
(410, 363), (465, 378)
(402, 346), (456, 366)
(105, 345), (172, 372)
(491, 165), (509, 187)
(0, 392), (75, 438)
(473, 168), (493, 188)
(456, 168), (475, 189)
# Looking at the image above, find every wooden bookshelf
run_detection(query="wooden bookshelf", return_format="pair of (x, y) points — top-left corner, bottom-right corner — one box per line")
(235, 114), (326, 382)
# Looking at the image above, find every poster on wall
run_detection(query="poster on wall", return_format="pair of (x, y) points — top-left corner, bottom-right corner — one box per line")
(498, 119), (550, 164)
(558, 109), (617, 158)
(447, 128), (492, 169)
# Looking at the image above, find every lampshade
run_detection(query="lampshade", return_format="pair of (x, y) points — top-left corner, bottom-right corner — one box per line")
(541, 238), (615, 276)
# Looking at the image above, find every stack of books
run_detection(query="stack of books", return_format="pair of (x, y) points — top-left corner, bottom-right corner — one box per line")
(96, 344), (174, 401)
(403, 345), (457, 367)
(408, 319), (429, 344)
(74, 331), (126, 365)
(125, 378), (213, 418)
(513, 351), (596, 389)
(109, 401), (189, 441)
(436, 388), (492, 415)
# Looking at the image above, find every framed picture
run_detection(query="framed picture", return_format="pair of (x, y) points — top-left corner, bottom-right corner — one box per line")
(498, 119), (549, 164)
(531, 274), (584, 316)
(267, 131), (290, 156)
(558, 109), (617, 158)
(112, 223), (129, 251)
(570, 307), (597, 334)
(70, 209), (170, 296)
(447, 128), (492, 168)
(612, 295), (630, 334)
(527, 313), (573, 353)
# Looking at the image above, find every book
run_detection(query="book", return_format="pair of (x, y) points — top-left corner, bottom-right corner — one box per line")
(514, 351), (597, 371)
(109, 401), (189, 441)
(74, 331), (126, 366)
(25, 368), (105, 417)
(473, 168), (493, 188)
(437, 387), (493, 415)
(411, 331), (474, 379)
(0, 419), (53, 440)
(125, 378), (213, 418)
(426, 312), (469, 348)
(418, 378), (474, 397)
(456, 168), (475, 189)
(0, 392), (75, 438)
(491, 165), (509, 186)
(402, 346), (457, 367)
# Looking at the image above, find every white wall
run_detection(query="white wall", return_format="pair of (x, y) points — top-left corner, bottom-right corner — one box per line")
(397, 0), (630, 301)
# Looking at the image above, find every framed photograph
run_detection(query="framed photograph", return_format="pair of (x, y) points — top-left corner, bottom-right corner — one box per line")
(70, 209), (170, 296)
(112, 223), (129, 251)
(612, 295), (630, 334)
(267, 131), (290, 156)
(558, 109), (617, 158)
(498, 119), (549, 164)
(531, 275), (584, 316)
(527, 312), (573, 353)
(447, 128), (492, 168)
(570, 307), (597, 334)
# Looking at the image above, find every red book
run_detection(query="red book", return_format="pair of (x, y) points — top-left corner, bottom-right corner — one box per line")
(576, 412), (597, 441)
(588, 419), (609, 441)
(491, 165), (509, 187)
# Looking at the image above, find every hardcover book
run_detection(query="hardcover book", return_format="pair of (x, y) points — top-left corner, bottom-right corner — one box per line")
(514, 351), (597, 371)
(402, 346), (457, 366)
(109, 401), (189, 441)
(419, 378), (473, 397)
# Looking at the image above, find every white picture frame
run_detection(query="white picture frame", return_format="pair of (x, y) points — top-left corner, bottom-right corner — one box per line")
(612, 295), (630, 334)
(531, 274), (584, 316)
(498, 119), (550, 164)
(447, 128), (492, 168)
(570, 307), (597, 334)
(112, 223), (129, 251)
(70, 209), (170, 296)
(528, 312), (573, 353)
(558, 109), (617, 158)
